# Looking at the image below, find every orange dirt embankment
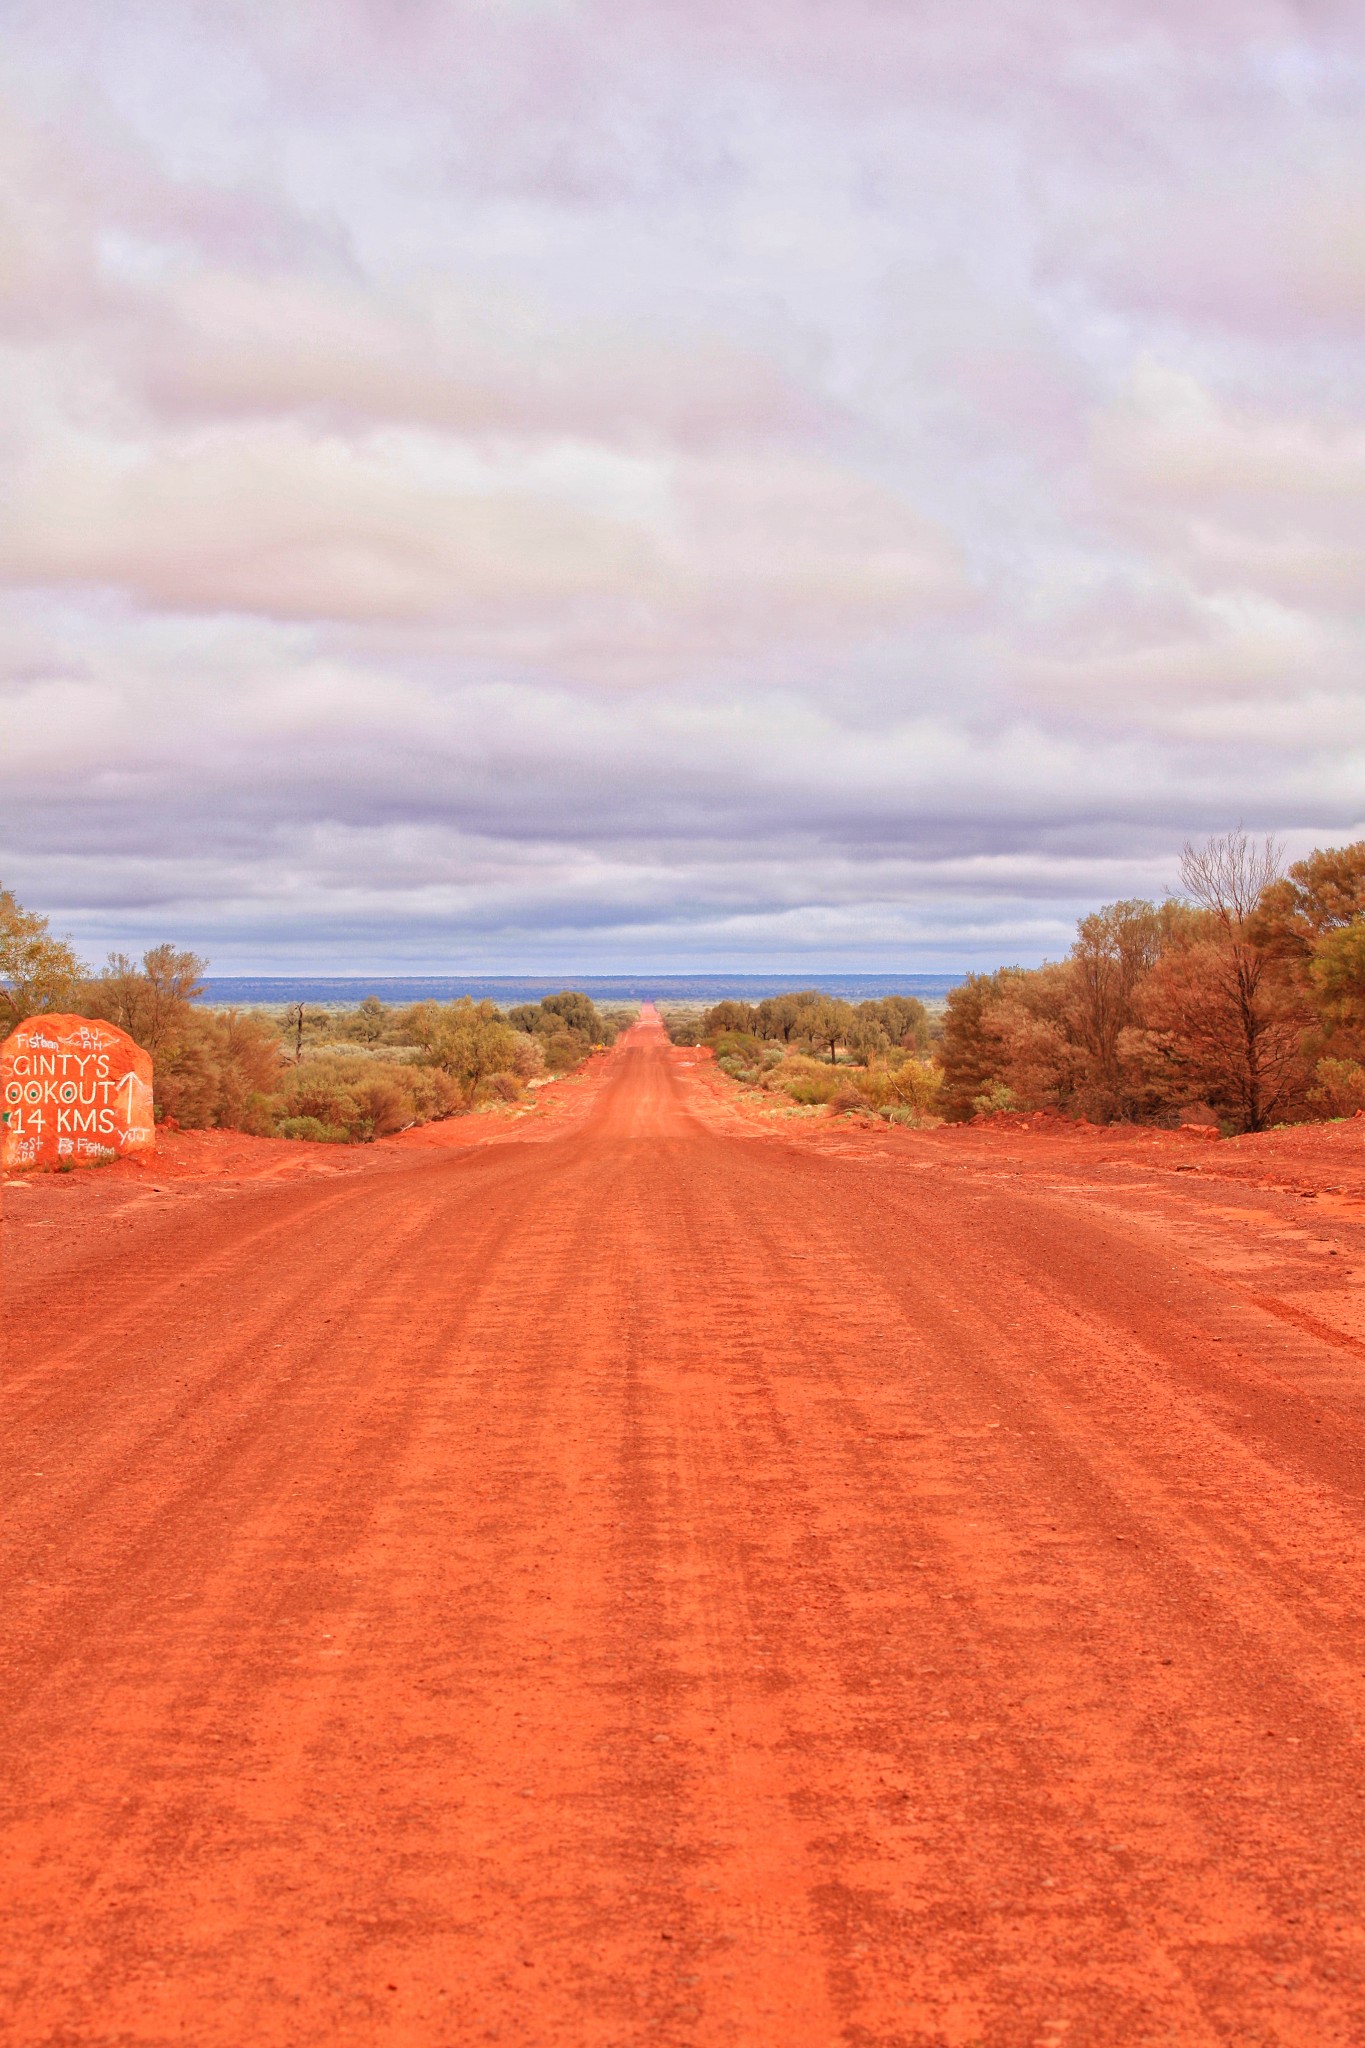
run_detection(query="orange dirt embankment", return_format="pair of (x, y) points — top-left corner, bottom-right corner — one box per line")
(5, 1010), (1365, 2045)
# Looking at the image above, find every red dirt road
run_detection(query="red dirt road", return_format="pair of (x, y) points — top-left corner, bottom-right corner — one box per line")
(6, 1013), (1365, 2046)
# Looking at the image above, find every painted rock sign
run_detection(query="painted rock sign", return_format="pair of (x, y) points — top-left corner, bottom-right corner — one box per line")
(1, 1014), (155, 1172)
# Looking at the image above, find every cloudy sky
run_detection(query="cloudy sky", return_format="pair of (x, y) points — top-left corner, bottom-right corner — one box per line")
(2, 1), (1362, 972)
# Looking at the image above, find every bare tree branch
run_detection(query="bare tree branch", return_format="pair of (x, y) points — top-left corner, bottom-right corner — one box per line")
(1180, 831), (1284, 928)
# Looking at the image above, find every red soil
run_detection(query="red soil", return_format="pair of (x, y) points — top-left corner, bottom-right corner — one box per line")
(5, 1010), (1365, 2044)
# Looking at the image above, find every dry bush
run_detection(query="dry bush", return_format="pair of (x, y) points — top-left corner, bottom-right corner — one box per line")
(156, 1009), (283, 1131)
(878, 1056), (943, 1122)
(273, 1055), (461, 1140)
(712, 1030), (765, 1083)
(333, 995), (394, 1045)
(541, 1028), (591, 1072)
(508, 1030), (546, 1081)
(760, 1053), (845, 1105)
(712, 1034), (946, 1122)
(662, 1009), (704, 1046)
(5, 904), (568, 1143)
(794, 1052), (946, 1125)
(401, 999), (519, 1088)
(845, 1064), (896, 1109)
(479, 1071), (521, 1103)
(1309, 1057), (1365, 1119)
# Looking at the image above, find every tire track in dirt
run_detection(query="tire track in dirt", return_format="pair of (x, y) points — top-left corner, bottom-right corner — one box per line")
(0, 1149), (560, 1670)
(602, 1138), (1304, 2045)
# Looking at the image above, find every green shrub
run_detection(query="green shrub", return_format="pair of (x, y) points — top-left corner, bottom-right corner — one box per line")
(276, 1115), (350, 1143)
(713, 1030), (762, 1062)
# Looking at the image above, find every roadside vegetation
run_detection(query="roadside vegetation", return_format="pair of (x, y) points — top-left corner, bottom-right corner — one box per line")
(10, 828), (1365, 1144)
(0, 893), (624, 1143)
(664, 990), (944, 1126)
(938, 834), (1365, 1133)
(665, 834), (1365, 1138)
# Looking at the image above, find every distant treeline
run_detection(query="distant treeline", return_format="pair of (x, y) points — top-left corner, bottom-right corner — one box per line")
(669, 989), (933, 1057)
(0, 894), (622, 1142)
(666, 834), (1365, 1136)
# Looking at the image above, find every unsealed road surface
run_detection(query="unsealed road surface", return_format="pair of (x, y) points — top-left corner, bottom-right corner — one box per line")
(5, 1013), (1365, 2046)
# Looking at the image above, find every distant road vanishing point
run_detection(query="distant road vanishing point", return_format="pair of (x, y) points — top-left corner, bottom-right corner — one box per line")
(4, 1008), (1364, 2043)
